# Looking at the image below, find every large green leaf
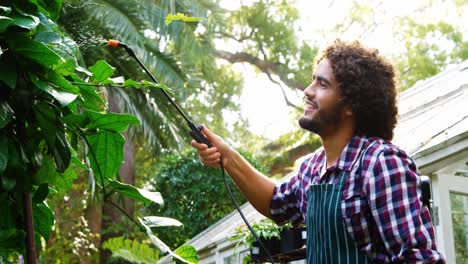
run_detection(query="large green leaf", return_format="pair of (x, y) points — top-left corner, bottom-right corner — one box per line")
(69, 73), (105, 111)
(30, 75), (77, 106)
(0, 16), (14, 33)
(33, 202), (54, 241)
(35, 31), (62, 44)
(0, 101), (13, 129)
(52, 128), (71, 173)
(89, 60), (115, 83)
(108, 179), (163, 206)
(32, 183), (50, 204)
(86, 131), (124, 180)
(88, 111), (140, 132)
(53, 160), (79, 196)
(9, 36), (63, 67)
(33, 156), (56, 185)
(33, 101), (57, 150)
(78, 84), (105, 111)
(10, 9), (40, 30)
(141, 216), (182, 228)
(45, 71), (79, 94)
(62, 113), (90, 128)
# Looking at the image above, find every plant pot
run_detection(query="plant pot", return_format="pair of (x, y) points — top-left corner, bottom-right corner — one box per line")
(250, 237), (280, 260)
(279, 227), (306, 253)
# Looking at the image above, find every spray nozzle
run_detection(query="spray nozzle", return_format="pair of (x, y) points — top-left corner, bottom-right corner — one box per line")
(107, 39), (133, 56)
(107, 39), (129, 48)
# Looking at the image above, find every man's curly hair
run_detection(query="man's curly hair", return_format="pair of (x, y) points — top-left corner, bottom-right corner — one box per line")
(318, 39), (398, 140)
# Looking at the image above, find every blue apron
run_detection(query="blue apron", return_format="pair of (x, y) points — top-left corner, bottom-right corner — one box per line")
(306, 171), (371, 263)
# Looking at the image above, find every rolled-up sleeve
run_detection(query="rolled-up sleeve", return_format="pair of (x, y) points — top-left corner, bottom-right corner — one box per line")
(364, 147), (445, 263)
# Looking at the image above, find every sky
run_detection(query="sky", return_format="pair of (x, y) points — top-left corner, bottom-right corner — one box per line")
(219, 0), (467, 139)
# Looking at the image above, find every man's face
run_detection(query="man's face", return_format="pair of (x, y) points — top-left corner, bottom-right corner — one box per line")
(298, 58), (346, 136)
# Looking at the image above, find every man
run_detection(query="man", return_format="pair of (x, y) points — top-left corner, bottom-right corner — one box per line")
(191, 39), (445, 263)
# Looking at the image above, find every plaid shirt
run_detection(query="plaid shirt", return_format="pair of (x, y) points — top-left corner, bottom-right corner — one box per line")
(270, 135), (445, 263)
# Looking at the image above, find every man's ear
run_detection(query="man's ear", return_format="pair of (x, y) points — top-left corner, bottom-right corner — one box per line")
(344, 105), (353, 117)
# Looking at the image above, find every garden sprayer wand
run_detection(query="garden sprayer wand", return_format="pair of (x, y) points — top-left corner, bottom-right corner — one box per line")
(107, 40), (276, 264)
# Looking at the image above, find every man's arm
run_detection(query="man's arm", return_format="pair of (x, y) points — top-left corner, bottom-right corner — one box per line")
(191, 126), (276, 218)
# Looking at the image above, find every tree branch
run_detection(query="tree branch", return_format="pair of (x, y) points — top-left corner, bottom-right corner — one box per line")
(264, 72), (303, 111)
(213, 49), (307, 90)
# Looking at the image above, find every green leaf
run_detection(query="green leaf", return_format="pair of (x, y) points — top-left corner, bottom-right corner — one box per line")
(174, 245), (198, 264)
(74, 82), (105, 111)
(35, 31), (62, 44)
(89, 60), (115, 83)
(53, 161), (78, 195)
(33, 102), (57, 150)
(0, 229), (25, 251)
(9, 36), (63, 67)
(102, 237), (159, 264)
(33, 202), (54, 241)
(108, 179), (164, 206)
(39, 0), (63, 21)
(86, 131), (124, 180)
(62, 113), (90, 127)
(45, 71), (79, 94)
(52, 128), (71, 172)
(0, 136), (7, 176)
(33, 156), (56, 185)
(123, 79), (142, 89)
(0, 6), (12, 14)
(10, 10), (40, 30)
(138, 217), (196, 264)
(88, 111), (140, 132)
(138, 217), (171, 252)
(33, 183), (50, 203)
(0, 16), (15, 33)
(165, 13), (203, 25)
(0, 52), (16, 89)
(141, 216), (182, 228)
(0, 100), (14, 129)
(141, 80), (173, 92)
(0, 192), (16, 229)
(30, 76), (77, 106)
(1, 174), (15, 190)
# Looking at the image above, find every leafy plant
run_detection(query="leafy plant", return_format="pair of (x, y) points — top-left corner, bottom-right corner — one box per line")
(230, 219), (290, 248)
(102, 236), (160, 264)
(146, 149), (268, 249)
(0, 0), (198, 262)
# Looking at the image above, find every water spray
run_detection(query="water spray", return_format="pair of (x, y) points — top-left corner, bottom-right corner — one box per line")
(107, 40), (276, 263)
(107, 40), (211, 147)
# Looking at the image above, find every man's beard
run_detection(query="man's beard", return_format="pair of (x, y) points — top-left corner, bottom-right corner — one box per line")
(298, 100), (345, 135)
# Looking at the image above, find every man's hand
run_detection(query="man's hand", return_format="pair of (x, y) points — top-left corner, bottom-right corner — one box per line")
(191, 126), (229, 168)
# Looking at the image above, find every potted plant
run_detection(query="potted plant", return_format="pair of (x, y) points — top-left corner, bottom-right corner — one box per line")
(279, 224), (306, 253)
(230, 219), (284, 262)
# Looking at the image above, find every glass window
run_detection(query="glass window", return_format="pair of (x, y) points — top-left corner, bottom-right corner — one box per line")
(223, 255), (236, 264)
(450, 191), (468, 264)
